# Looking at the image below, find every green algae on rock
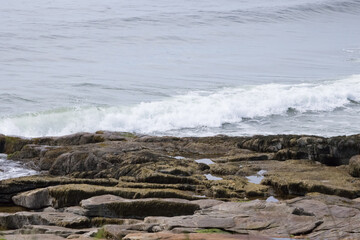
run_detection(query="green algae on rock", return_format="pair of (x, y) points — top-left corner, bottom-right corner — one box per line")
(12, 184), (198, 209)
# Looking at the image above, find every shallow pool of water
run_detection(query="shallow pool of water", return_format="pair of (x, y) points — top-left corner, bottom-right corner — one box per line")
(266, 196), (279, 203)
(246, 170), (267, 184)
(204, 174), (223, 181)
(195, 158), (215, 165)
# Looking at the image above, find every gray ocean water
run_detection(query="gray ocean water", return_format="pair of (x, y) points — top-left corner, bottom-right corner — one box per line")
(1, 0), (360, 138)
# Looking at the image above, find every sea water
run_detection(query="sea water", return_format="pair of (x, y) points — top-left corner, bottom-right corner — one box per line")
(0, 154), (38, 180)
(1, 0), (360, 138)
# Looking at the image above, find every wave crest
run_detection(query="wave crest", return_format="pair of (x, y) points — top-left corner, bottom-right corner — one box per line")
(1, 75), (360, 137)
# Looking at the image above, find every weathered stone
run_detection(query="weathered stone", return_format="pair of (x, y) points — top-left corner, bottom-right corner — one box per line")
(2, 234), (66, 240)
(191, 199), (223, 209)
(2, 136), (32, 154)
(237, 134), (360, 165)
(64, 206), (87, 216)
(0, 211), (90, 230)
(12, 188), (52, 209)
(103, 224), (142, 240)
(143, 198), (329, 238)
(262, 160), (360, 198)
(0, 176), (118, 204)
(123, 233), (271, 240)
(90, 217), (141, 227)
(81, 195), (200, 218)
(144, 215), (236, 230)
(349, 155), (360, 177)
(16, 225), (96, 238)
(4, 132), (360, 239)
(11, 184), (196, 209)
(49, 151), (111, 176)
(214, 152), (273, 163)
(210, 164), (239, 175)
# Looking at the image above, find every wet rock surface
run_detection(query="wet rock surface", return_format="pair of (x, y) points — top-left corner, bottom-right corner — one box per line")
(1, 131), (360, 239)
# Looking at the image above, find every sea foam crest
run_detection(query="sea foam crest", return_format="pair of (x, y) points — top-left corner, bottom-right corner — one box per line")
(1, 75), (360, 137)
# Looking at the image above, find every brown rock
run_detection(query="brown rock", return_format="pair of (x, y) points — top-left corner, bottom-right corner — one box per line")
(349, 155), (360, 177)
(11, 184), (196, 209)
(80, 195), (200, 218)
(122, 233), (271, 240)
(0, 176), (118, 204)
(103, 224), (142, 239)
(0, 211), (90, 230)
(262, 160), (360, 198)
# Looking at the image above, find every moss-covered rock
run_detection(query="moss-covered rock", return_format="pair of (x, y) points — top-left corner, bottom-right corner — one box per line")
(349, 155), (360, 177)
(262, 160), (360, 198)
(1, 136), (31, 154)
(237, 134), (360, 166)
(0, 176), (118, 204)
(116, 181), (197, 191)
(81, 195), (200, 218)
(90, 217), (141, 227)
(210, 164), (240, 175)
(11, 184), (198, 209)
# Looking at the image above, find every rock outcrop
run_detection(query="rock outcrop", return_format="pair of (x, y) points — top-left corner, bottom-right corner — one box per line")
(80, 195), (200, 218)
(237, 134), (360, 165)
(1, 131), (360, 239)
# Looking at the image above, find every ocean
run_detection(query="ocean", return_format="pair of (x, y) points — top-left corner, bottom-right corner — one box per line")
(1, 0), (360, 138)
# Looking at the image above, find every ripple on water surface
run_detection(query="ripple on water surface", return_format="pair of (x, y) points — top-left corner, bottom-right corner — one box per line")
(0, 154), (38, 181)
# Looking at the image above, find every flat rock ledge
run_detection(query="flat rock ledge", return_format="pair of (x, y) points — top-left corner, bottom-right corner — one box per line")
(80, 195), (200, 218)
(1, 131), (360, 239)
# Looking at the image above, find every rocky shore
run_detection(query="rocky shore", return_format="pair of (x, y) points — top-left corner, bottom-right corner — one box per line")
(1, 131), (360, 239)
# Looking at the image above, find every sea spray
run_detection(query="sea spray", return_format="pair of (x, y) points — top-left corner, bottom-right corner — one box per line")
(1, 75), (360, 138)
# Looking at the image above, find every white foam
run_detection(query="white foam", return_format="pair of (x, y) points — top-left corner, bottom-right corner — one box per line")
(0, 154), (38, 181)
(1, 75), (360, 138)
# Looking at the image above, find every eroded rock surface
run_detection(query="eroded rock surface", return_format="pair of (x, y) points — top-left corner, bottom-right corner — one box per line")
(80, 195), (200, 218)
(349, 155), (360, 177)
(1, 132), (360, 239)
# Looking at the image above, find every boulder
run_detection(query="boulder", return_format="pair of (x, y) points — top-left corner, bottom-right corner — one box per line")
(349, 155), (360, 177)
(1, 136), (32, 154)
(80, 194), (200, 218)
(12, 188), (53, 209)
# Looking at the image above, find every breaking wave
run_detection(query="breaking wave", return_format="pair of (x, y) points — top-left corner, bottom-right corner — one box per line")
(1, 75), (360, 138)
